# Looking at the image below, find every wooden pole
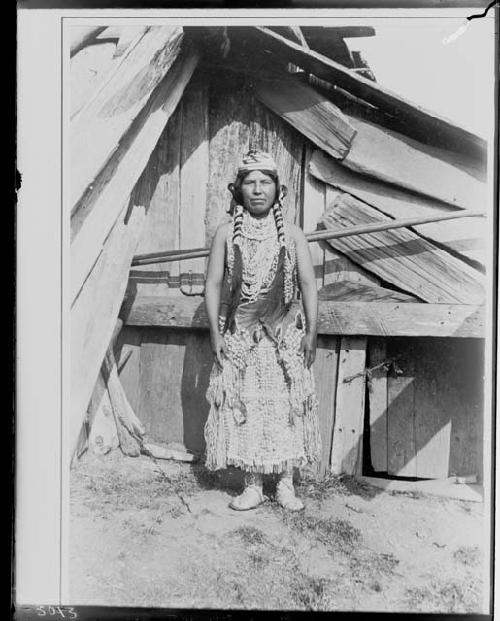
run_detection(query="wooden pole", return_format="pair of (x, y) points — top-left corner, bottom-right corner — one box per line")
(131, 209), (486, 267)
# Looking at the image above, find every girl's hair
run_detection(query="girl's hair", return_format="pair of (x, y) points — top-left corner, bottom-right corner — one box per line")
(224, 170), (289, 334)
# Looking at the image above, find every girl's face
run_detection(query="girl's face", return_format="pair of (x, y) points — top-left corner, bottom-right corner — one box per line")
(240, 170), (277, 217)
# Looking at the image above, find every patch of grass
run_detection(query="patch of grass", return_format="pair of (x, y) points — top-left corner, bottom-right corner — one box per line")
(247, 550), (268, 567)
(453, 546), (482, 567)
(350, 550), (400, 583)
(231, 525), (268, 546)
(71, 462), (200, 517)
(298, 473), (379, 501)
(283, 513), (362, 555)
(291, 575), (330, 611)
(405, 577), (483, 613)
(388, 489), (426, 500)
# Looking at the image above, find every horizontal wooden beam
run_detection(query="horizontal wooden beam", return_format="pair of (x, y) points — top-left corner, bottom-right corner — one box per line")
(120, 296), (485, 338)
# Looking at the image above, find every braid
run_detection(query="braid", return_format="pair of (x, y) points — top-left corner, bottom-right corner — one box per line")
(272, 197), (286, 248)
(232, 204), (244, 246)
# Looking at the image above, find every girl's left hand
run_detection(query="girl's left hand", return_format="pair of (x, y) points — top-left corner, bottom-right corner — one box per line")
(300, 332), (317, 368)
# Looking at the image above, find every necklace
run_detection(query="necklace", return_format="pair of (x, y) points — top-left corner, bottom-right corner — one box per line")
(241, 210), (276, 241)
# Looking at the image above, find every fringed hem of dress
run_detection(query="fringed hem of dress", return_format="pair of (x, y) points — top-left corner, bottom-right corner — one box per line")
(204, 308), (322, 474)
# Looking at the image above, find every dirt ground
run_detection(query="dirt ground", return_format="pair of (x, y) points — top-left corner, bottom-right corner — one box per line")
(69, 450), (489, 613)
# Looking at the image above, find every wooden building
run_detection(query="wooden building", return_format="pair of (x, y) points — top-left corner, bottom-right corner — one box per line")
(70, 25), (488, 484)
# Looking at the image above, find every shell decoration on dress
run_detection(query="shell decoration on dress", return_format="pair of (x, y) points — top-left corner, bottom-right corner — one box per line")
(204, 209), (321, 473)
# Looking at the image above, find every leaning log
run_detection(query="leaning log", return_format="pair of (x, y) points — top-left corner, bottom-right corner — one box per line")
(71, 26), (183, 211)
(71, 45), (200, 305)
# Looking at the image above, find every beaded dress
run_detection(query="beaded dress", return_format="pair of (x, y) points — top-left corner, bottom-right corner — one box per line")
(204, 210), (321, 474)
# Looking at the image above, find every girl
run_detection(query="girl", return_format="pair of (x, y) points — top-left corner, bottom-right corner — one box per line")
(204, 150), (321, 511)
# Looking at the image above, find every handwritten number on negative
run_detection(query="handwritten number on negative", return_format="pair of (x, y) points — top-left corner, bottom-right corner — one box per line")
(36, 606), (78, 619)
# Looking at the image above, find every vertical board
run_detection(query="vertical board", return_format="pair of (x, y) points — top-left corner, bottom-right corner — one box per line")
(179, 331), (214, 454)
(414, 340), (451, 478)
(368, 338), (388, 472)
(115, 326), (143, 416)
(206, 76), (252, 244)
(414, 338), (483, 479)
(447, 338), (484, 478)
(137, 326), (215, 454)
(387, 343), (417, 477)
(180, 72), (210, 290)
(386, 338), (483, 480)
(250, 98), (304, 224)
(330, 336), (367, 475)
(303, 147), (325, 289)
(139, 329), (185, 445)
(314, 335), (340, 475)
(133, 104), (183, 295)
(206, 75), (304, 243)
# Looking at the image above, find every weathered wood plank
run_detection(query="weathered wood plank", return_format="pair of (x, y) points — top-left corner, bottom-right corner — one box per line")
(322, 186), (380, 287)
(137, 329), (213, 453)
(387, 352), (417, 477)
(70, 200), (146, 456)
(254, 78), (356, 161)
(446, 338), (484, 478)
(413, 338), (483, 479)
(71, 47), (199, 305)
(385, 337), (484, 480)
(314, 336), (340, 475)
(139, 330), (185, 445)
(237, 27), (486, 159)
(177, 331), (213, 455)
(120, 296), (485, 338)
(71, 42), (119, 119)
(414, 354), (451, 480)
(103, 346), (146, 457)
(115, 326), (143, 416)
(179, 71), (209, 294)
(250, 98), (304, 225)
(96, 26), (149, 58)
(71, 26), (183, 209)
(123, 104), (183, 297)
(303, 149), (325, 289)
(301, 29), (355, 67)
(343, 116), (486, 211)
(205, 75), (304, 240)
(319, 281), (416, 303)
(320, 195), (485, 304)
(310, 150), (486, 265)
(205, 75), (252, 243)
(87, 371), (119, 456)
(330, 336), (367, 475)
(71, 27), (150, 118)
(368, 338), (388, 472)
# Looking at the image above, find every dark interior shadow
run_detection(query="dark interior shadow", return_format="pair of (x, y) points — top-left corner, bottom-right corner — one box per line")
(361, 336), (484, 490)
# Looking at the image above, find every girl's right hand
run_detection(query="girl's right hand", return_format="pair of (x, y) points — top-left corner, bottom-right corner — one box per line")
(211, 332), (228, 369)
